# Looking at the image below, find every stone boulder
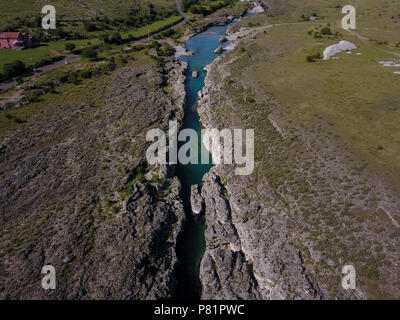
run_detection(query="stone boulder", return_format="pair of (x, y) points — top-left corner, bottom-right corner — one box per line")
(214, 46), (223, 54)
(190, 184), (204, 215)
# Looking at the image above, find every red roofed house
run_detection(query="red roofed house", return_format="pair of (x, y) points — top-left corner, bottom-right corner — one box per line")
(0, 32), (32, 50)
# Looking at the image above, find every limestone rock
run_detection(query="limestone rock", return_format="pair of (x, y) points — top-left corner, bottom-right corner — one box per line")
(190, 184), (204, 215)
(219, 36), (227, 43)
(214, 46), (223, 54)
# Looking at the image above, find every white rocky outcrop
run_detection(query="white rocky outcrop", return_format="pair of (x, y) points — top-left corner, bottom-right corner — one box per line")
(323, 40), (357, 60)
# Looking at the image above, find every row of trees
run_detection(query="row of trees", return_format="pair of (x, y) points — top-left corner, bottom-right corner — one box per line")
(0, 55), (65, 82)
(182, 0), (234, 16)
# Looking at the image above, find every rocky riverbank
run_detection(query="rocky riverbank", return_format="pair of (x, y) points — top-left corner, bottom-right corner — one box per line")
(197, 46), (324, 300)
(196, 12), (400, 298)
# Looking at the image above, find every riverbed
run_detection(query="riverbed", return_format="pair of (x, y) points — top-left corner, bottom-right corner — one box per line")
(174, 11), (260, 300)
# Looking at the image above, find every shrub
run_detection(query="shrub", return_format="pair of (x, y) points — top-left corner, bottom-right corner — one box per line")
(110, 32), (122, 44)
(114, 55), (128, 67)
(3, 60), (26, 79)
(67, 73), (79, 84)
(100, 61), (116, 74)
(25, 94), (40, 103)
(157, 45), (175, 56)
(83, 22), (97, 32)
(320, 26), (332, 35)
(65, 43), (76, 51)
(81, 46), (98, 59)
(15, 76), (24, 85)
(79, 69), (92, 79)
(306, 52), (322, 62)
(100, 33), (110, 43)
(59, 74), (69, 83)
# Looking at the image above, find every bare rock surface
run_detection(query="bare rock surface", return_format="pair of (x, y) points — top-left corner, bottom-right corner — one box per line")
(200, 168), (262, 299)
(190, 184), (204, 215)
(0, 59), (187, 299)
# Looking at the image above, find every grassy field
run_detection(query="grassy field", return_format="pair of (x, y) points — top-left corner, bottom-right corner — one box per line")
(124, 15), (183, 39)
(0, 12), (181, 72)
(265, 0), (400, 45)
(0, 38), (102, 71)
(234, 0), (400, 184)
(216, 0), (400, 298)
(0, 0), (177, 23)
(0, 46), (51, 70)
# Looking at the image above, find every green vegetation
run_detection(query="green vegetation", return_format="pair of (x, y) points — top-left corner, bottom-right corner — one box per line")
(124, 15), (183, 39)
(214, 0), (400, 299)
(306, 52), (322, 62)
(183, 0), (234, 15)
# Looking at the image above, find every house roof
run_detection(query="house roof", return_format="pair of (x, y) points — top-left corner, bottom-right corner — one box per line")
(0, 32), (22, 39)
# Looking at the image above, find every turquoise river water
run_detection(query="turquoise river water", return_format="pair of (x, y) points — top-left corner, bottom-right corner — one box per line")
(174, 12), (257, 299)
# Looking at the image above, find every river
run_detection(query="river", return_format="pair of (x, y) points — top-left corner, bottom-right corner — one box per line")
(174, 11), (259, 300)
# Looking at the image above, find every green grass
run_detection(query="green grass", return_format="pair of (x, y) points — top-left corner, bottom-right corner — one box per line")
(46, 39), (101, 52)
(0, 47), (52, 71)
(0, 0), (176, 23)
(124, 15), (183, 39)
(0, 13), (180, 72)
(0, 39), (102, 71)
(250, 21), (400, 185)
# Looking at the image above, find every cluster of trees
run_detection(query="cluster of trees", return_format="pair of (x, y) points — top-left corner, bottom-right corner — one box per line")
(0, 3), (178, 43)
(1, 61), (27, 81)
(308, 26), (339, 39)
(0, 56), (66, 82)
(182, 0), (233, 16)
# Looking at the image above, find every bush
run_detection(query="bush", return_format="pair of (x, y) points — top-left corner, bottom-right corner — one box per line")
(81, 46), (98, 59)
(3, 60), (27, 79)
(306, 52), (322, 62)
(100, 33), (110, 43)
(59, 74), (69, 83)
(157, 45), (175, 56)
(79, 69), (92, 79)
(320, 26), (332, 35)
(110, 32), (122, 44)
(67, 73), (79, 84)
(65, 43), (76, 51)
(84, 22), (97, 32)
(15, 76), (24, 85)
(100, 61), (116, 74)
(114, 55), (128, 67)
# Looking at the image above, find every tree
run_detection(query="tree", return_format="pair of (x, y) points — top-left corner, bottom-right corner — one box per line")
(33, 15), (42, 28)
(81, 47), (98, 59)
(3, 60), (26, 79)
(84, 22), (97, 32)
(110, 32), (122, 44)
(100, 33), (109, 43)
(65, 43), (76, 51)
(321, 26), (332, 35)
